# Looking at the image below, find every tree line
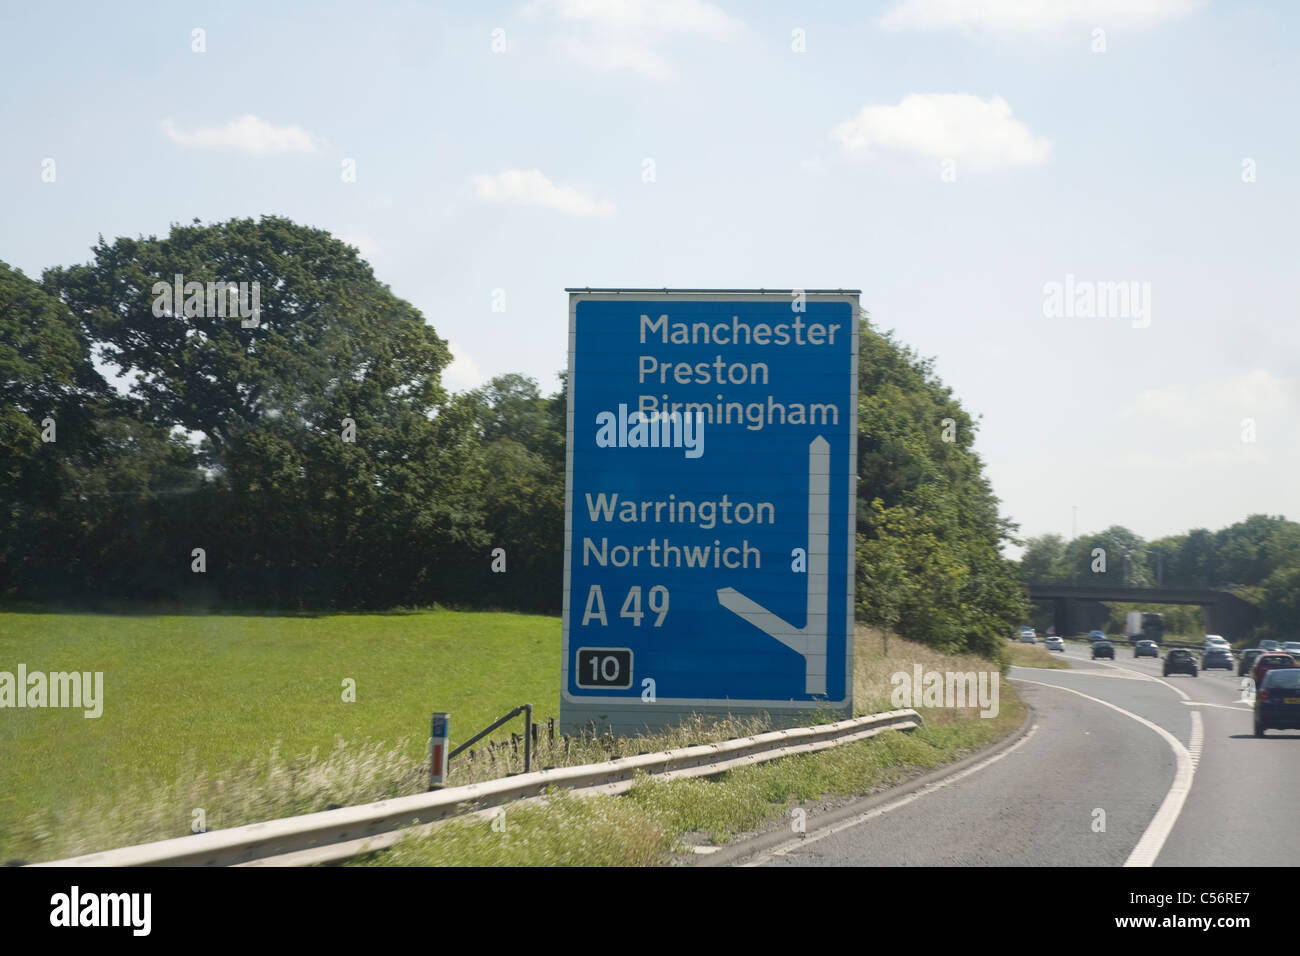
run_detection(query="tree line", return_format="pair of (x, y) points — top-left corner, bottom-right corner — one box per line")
(2, 216), (1027, 658)
(1018, 518), (1300, 636)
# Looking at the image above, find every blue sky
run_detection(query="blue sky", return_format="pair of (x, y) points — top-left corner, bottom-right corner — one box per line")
(3, 0), (1297, 553)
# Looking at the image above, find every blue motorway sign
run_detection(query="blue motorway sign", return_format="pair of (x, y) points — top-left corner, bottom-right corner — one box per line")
(561, 290), (859, 734)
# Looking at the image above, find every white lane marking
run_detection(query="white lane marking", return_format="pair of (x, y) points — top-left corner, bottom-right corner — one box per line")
(738, 724), (1039, 867)
(1070, 653), (1255, 714)
(1189, 711), (1203, 772)
(1060, 651), (1192, 702)
(1181, 700), (1251, 712)
(1014, 678), (1193, 868)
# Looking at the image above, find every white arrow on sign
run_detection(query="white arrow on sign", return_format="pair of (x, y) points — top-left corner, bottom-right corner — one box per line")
(717, 435), (829, 696)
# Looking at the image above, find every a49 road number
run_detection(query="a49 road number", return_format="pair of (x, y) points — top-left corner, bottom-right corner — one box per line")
(580, 585), (668, 627)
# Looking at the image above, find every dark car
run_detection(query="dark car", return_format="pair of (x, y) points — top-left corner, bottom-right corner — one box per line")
(1202, 648), (1234, 671)
(1091, 641), (1115, 660)
(1133, 640), (1159, 658)
(1252, 653), (1297, 689)
(1089, 630), (1107, 642)
(1238, 648), (1263, 677)
(1164, 648), (1198, 677)
(1254, 667), (1300, 736)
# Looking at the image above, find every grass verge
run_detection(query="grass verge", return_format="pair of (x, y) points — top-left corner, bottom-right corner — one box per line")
(1003, 641), (1072, 669)
(352, 628), (1023, 866)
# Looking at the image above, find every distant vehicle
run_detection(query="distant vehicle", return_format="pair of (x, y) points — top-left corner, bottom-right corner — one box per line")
(1284, 642), (1300, 658)
(1125, 612), (1164, 644)
(1252, 653), (1298, 689)
(1260, 640), (1282, 652)
(1134, 640), (1159, 658)
(1202, 649), (1234, 671)
(1045, 636), (1064, 652)
(1238, 649), (1264, 677)
(1020, 633), (1036, 644)
(1204, 635), (1230, 651)
(1254, 667), (1300, 737)
(1164, 649), (1198, 677)
(1089, 630), (1107, 642)
(1092, 641), (1115, 660)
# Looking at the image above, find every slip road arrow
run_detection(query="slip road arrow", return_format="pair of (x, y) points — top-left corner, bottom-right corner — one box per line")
(716, 436), (829, 696)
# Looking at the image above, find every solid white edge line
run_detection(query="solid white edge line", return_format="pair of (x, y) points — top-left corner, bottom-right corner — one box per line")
(738, 723), (1040, 867)
(1013, 677), (1193, 868)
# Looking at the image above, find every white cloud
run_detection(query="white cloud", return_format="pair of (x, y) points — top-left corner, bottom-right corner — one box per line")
(162, 114), (326, 155)
(881, 0), (1206, 34)
(1119, 371), (1300, 433)
(443, 342), (487, 393)
(522, 0), (742, 78)
(472, 168), (614, 217)
(832, 93), (1051, 171)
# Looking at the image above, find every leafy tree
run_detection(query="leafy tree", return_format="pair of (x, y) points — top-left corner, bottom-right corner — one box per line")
(42, 216), (481, 608)
(1019, 534), (1068, 582)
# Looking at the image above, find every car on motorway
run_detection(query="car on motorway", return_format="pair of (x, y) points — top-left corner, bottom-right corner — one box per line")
(1203, 635), (1230, 652)
(1251, 653), (1298, 689)
(1260, 640), (1282, 652)
(1018, 628), (1036, 644)
(1133, 640), (1159, 658)
(1202, 648), (1234, 671)
(1089, 629), (1107, 642)
(1238, 648), (1264, 677)
(1091, 640), (1115, 660)
(1254, 667), (1300, 737)
(1284, 642), (1300, 658)
(1044, 636), (1064, 652)
(1163, 648), (1198, 677)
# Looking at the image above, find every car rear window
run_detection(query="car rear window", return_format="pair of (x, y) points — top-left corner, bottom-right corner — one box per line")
(1263, 669), (1300, 689)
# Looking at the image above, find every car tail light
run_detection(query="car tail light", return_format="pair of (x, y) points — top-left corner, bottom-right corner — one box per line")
(1259, 690), (1269, 701)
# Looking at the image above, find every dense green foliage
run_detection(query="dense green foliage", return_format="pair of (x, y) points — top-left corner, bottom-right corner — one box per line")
(3, 216), (1027, 653)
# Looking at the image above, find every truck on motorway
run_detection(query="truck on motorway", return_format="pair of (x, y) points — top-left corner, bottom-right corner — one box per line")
(1124, 612), (1164, 644)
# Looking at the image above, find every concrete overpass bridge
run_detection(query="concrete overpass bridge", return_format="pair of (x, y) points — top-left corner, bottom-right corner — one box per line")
(1026, 583), (1262, 643)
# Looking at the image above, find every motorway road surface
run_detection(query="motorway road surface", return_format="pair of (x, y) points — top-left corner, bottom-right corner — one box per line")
(748, 642), (1296, 866)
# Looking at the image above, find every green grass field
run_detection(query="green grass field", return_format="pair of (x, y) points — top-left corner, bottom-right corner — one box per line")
(0, 608), (560, 862)
(0, 610), (1023, 865)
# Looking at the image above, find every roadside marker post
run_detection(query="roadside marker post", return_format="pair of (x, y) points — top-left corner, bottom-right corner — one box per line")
(430, 712), (450, 789)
